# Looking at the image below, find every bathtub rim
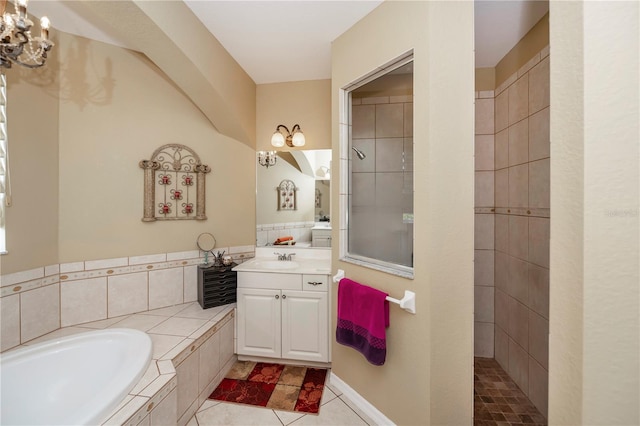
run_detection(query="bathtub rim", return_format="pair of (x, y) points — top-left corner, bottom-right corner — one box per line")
(0, 327), (153, 426)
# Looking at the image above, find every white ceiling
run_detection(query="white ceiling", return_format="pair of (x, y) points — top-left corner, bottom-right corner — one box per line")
(184, 1), (383, 84)
(28, 0), (548, 84)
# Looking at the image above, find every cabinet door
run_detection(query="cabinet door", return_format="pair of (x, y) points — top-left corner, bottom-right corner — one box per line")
(237, 288), (281, 358)
(281, 290), (328, 362)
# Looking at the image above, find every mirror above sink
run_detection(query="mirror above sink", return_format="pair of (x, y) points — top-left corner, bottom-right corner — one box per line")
(256, 149), (331, 248)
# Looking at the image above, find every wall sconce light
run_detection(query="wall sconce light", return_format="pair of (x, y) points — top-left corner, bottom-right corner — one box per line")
(257, 150), (277, 168)
(316, 165), (330, 179)
(271, 124), (305, 148)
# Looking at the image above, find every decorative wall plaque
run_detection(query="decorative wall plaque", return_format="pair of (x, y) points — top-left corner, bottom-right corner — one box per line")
(139, 144), (210, 221)
(277, 179), (297, 211)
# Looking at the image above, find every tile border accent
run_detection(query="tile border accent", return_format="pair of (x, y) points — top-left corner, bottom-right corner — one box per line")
(1, 246), (254, 352)
(1, 245), (255, 293)
(475, 207), (550, 218)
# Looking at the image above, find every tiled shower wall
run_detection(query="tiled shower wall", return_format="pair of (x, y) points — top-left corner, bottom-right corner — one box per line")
(0, 245), (254, 352)
(474, 89), (496, 358)
(475, 45), (550, 418)
(350, 95), (413, 266)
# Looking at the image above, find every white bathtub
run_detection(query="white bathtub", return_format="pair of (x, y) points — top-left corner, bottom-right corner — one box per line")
(1, 328), (153, 425)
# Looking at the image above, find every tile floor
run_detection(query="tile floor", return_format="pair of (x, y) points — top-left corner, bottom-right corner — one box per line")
(474, 357), (547, 426)
(187, 373), (375, 426)
(187, 375), (375, 426)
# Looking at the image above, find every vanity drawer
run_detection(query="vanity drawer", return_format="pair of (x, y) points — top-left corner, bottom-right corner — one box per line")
(302, 274), (328, 292)
(237, 272), (302, 290)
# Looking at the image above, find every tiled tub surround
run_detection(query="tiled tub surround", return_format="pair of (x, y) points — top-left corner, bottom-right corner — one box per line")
(12, 302), (237, 426)
(0, 246), (255, 352)
(256, 221), (314, 247)
(475, 45), (550, 418)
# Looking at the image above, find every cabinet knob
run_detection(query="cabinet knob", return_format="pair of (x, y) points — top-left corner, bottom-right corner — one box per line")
(282, 294), (287, 299)
(308, 281), (322, 286)
(275, 295), (279, 299)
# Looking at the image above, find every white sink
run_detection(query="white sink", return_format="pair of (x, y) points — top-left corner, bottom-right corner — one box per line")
(253, 260), (300, 270)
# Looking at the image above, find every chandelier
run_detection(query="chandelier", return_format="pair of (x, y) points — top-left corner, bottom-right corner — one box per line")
(257, 151), (277, 168)
(0, 0), (53, 69)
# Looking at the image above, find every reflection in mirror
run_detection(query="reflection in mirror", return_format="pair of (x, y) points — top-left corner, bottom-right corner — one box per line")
(196, 232), (216, 265)
(315, 180), (330, 221)
(256, 149), (331, 247)
(344, 55), (414, 276)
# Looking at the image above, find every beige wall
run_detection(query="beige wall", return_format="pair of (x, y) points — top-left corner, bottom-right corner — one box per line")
(475, 67), (496, 91)
(73, 0), (257, 149)
(549, 1), (639, 424)
(56, 33), (255, 262)
(1, 65), (60, 274)
(332, 2), (474, 424)
(256, 80), (331, 151)
(2, 31), (256, 271)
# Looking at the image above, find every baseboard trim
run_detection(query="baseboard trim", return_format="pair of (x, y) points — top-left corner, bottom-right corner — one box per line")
(328, 372), (395, 426)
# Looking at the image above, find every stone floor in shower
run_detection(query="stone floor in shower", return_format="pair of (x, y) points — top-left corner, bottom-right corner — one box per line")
(474, 357), (547, 426)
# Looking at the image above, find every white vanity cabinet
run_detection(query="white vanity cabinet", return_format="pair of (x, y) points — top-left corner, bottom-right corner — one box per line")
(236, 272), (329, 363)
(311, 228), (332, 247)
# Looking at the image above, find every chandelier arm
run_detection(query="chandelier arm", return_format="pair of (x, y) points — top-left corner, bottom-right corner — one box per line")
(12, 55), (45, 68)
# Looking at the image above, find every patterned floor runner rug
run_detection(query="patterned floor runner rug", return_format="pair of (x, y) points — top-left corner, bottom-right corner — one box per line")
(208, 361), (328, 415)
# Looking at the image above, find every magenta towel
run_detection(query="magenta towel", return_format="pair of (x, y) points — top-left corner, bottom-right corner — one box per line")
(336, 278), (390, 365)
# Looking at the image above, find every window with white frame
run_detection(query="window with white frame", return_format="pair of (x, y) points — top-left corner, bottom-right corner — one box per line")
(0, 73), (8, 253)
(341, 53), (414, 278)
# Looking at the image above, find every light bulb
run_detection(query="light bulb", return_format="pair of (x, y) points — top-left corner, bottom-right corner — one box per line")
(292, 130), (305, 147)
(40, 16), (50, 39)
(271, 132), (285, 148)
(16, 0), (27, 19)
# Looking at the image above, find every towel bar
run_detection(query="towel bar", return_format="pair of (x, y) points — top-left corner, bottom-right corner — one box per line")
(332, 269), (416, 314)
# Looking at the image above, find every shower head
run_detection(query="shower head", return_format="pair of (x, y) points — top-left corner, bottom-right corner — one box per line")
(352, 147), (366, 160)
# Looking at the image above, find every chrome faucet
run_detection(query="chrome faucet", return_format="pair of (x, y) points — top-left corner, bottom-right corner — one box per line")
(274, 252), (296, 261)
